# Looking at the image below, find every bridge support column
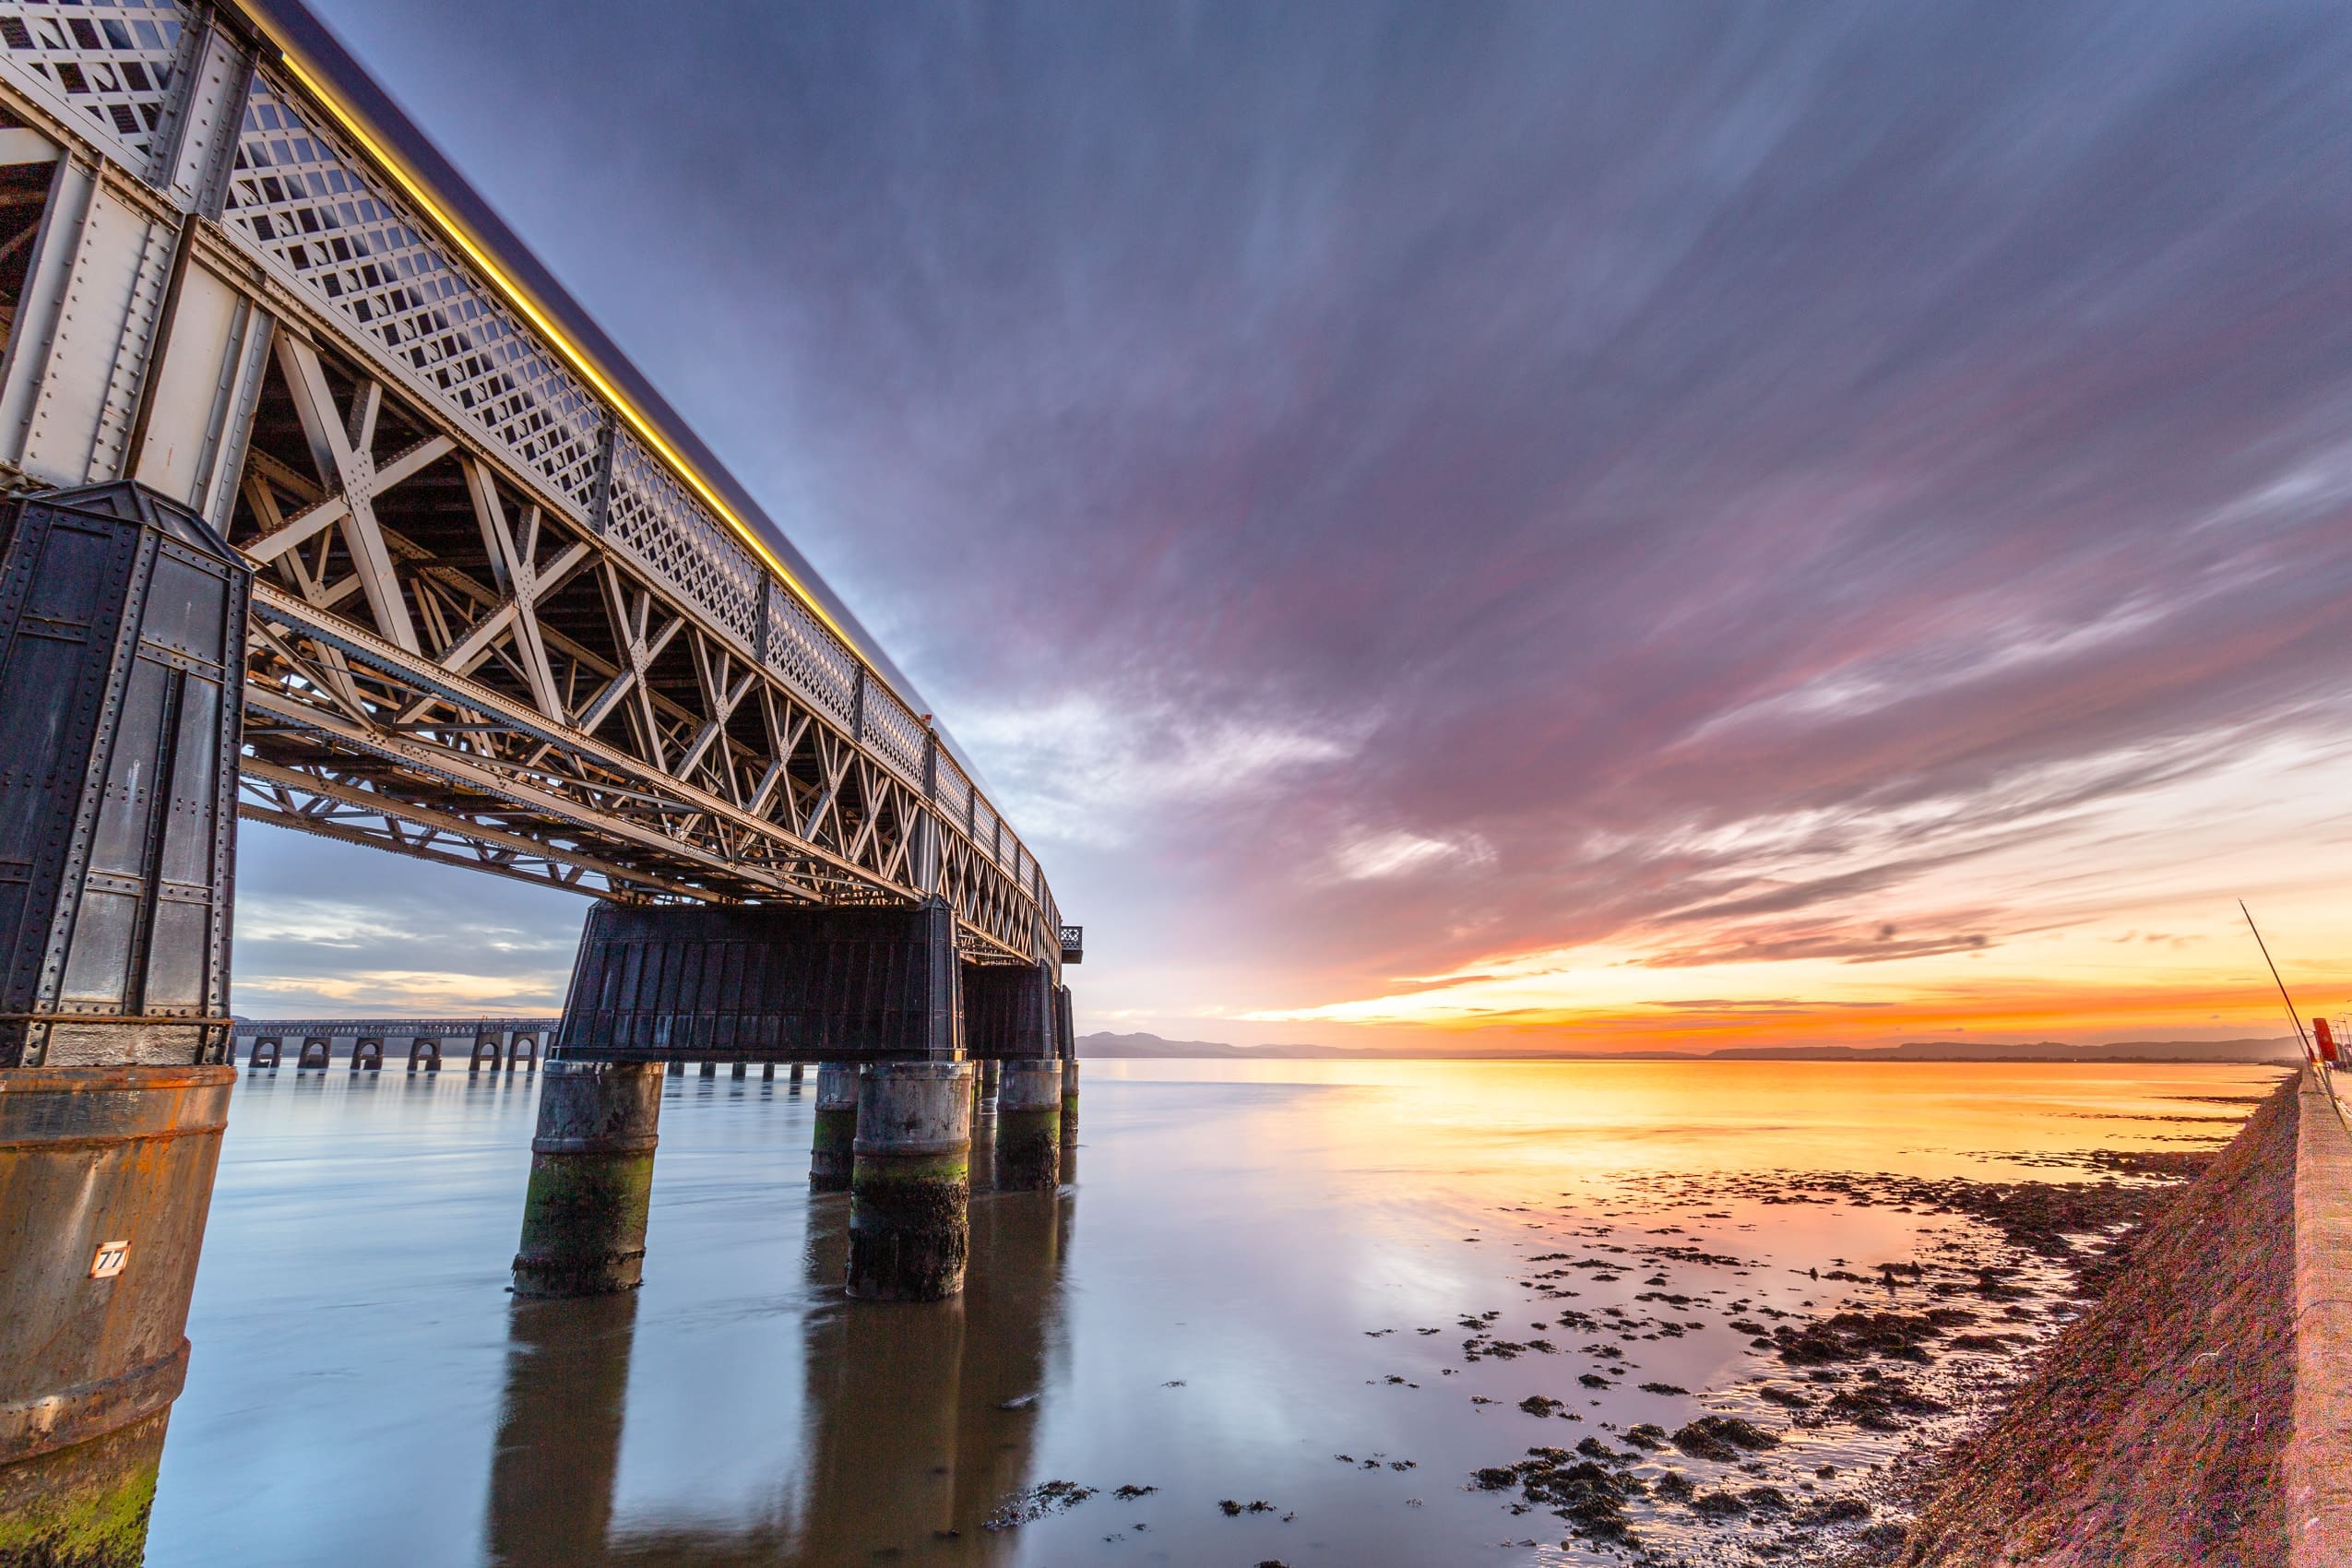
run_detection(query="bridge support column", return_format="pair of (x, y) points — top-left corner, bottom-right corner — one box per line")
(789, 1063), (804, 1090)
(994, 1060), (1062, 1190)
(1055, 984), (1078, 1143)
(811, 1064), (860, 1191)
(512, 1062), (663, 1297)
(979, 1057), (1000, 1109)
(0, 484), (249, 1565)
(0, 1067), (232, 1568)
(849, 1062), (975, 1301)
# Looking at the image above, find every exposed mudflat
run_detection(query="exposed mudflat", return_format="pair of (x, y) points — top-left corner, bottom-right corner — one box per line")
(1455, 1084), (2294, 1564)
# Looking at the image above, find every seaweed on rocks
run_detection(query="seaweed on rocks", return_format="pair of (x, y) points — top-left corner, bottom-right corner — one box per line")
(1773, 1311), (1948, 1364)
(1671, 1415), (1781, 1462)
(1819, 1376), (1950, 1433)
(1476, 1445), (1650, 1547)
(985, 1480), (1098, 1530)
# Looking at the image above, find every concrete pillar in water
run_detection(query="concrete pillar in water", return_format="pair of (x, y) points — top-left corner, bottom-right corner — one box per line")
(980, 1057), (1001, 1105)
(761, 1063), (775, 1082)
(698, 1060), (717, 1079)
(811, 1063), (860, 1191)
(731, 1062), (746, 1081)
(994, 1060), (1063, 1190)
(0, 1066), (232, 1566)
(1062, 1058), (1080, 1141)
(789, 1062), (805, 1090)
(848, 1062), (974, 1301)
(512, 1061), (664, 1297)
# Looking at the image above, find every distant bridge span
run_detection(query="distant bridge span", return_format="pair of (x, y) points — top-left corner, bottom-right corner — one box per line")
(0, 0), (1063, 969)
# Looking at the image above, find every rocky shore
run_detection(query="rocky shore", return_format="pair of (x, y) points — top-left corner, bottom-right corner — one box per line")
(1878, 1075), (2299, 1566)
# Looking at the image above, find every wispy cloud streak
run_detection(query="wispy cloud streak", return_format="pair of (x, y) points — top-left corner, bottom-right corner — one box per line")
(279, 0), (2352, 1042)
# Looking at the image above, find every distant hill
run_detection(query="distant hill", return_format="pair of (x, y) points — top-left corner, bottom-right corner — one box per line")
(1076, 1031), (2302, 1064)
(1077, 1031), (1380, 1060)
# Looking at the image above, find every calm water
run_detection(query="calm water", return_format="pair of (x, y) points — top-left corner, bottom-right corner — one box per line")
(146, 1059), (2273, 1567)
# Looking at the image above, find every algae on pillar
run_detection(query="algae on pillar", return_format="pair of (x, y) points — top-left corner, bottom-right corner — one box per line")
(848, 1062), (975, 1300)
(995, 1060), (1062, 1190)
(1062, 1058), (1080, 1142)
(811, 1063), (860, 1191)
(512, 1060), (664, 1297)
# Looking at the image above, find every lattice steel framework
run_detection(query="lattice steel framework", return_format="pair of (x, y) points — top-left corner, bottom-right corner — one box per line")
(0, 0), (1061, 968)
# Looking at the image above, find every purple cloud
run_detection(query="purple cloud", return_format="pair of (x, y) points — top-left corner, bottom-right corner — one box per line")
(271, 1), (2352, 1031)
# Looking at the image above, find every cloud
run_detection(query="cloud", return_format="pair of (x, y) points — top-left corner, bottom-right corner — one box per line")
(288, 0), (2352, 1044)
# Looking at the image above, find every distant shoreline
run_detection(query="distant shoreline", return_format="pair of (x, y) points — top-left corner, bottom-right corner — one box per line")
(1078, 1031), (2300, 1066)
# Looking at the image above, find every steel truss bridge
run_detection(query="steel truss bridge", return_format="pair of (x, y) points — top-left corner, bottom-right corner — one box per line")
(0, 0), (1068, 971)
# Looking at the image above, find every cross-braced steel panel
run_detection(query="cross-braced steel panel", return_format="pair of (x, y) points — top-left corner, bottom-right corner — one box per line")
(0, 0), (187, 172)
(222, 72), (609, 517)
(604, 425), (761, 655)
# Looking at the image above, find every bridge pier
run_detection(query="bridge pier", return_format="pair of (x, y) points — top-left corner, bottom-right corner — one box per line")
(994, 1061), (1063, 1190)
(812, 1064), (861, 1192)
(1056, 984), (1080, 1143)
(0, 484), (249, 1564)
(512, 1062), (664, 1297)
(849, 1063), (976, 1301)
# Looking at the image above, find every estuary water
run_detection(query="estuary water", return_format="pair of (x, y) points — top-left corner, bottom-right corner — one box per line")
(145, 1059), (2275, 1567)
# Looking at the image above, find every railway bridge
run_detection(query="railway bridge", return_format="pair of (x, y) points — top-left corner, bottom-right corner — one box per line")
(0, 2), (1078, 1559)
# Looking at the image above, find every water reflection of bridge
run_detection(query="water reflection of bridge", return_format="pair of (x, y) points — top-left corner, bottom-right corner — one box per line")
(489, 1180), (1072, 1568)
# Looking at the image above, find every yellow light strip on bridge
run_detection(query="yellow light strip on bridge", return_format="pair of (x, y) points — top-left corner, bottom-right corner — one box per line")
(276, 56), (867, 671)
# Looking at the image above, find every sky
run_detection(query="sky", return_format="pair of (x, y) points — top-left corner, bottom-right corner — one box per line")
(235, 0), (2352, 1052)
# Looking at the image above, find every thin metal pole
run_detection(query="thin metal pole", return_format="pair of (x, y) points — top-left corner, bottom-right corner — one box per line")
(2241, 900), (2314, 1060)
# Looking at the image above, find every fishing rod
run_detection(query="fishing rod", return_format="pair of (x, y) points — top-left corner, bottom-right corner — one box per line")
(2240, 900), (2314, 1063)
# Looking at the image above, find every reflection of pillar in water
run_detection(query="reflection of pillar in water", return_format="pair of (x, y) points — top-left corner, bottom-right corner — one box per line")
(485, 1293), (636, 1568)
(794, 1206), (967, 1560)
(950, 1186), (1068, 1538)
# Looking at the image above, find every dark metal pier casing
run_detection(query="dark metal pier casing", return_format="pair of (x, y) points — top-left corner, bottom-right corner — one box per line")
(963, 962), (1056, 1062)
(552, 899), (964, 1063)
(0, 483), (250, 1069)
